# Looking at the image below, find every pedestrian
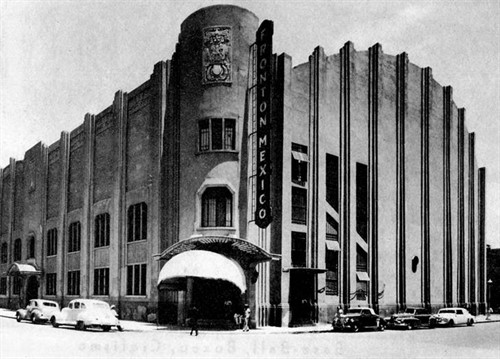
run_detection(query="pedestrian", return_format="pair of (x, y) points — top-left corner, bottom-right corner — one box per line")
(110, 305), (119, 319)
(188, 306), (199, 336)
(486, 307), (493, 320)
(242, 304), (251, 332)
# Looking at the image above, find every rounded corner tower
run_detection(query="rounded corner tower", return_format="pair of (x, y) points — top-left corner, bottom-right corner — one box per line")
(173, 5), (259, 240)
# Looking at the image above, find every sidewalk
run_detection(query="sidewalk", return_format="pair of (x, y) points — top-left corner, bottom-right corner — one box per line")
(1, 308), (498, 334)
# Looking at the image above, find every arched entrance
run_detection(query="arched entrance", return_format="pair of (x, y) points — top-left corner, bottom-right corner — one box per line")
(26, 276), (39, 302)
(157, 236), (280, 327)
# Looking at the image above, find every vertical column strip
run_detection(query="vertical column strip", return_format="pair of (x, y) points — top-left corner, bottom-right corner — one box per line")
(396, 53), (407, 310)
(457, 109), (465, 305)
(443, 86), (453, 306)
(339, 42), (352, 307)
(368, 44), (380, 311)
(421, 67), (431, 308)
(468, 133), (476, 306)
(478, 167), (486, 310)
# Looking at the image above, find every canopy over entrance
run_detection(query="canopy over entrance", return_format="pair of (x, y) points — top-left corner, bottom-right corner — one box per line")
(156, 235), (280, 267)
(158, 250), (247, 292)
(7, 263), (41, 276)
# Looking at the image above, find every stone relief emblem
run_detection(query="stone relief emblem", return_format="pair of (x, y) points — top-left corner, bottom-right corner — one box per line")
(202, 26), (232, 84)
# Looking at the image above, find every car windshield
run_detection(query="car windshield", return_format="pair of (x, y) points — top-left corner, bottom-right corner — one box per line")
(91, 302), (110, 310)
(404, 309), (416, 314)
(42, 302), (57, 307)
(439, 309), (455, 314)
(346, 309), (362, 314)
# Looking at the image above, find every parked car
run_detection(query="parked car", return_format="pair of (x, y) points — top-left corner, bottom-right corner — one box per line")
(51, 299), (123, 332)
(432, 307), (475, 327)
(385, 307), (436, 330)
(332, 307), (386, 332)
(16, 299), (60, 324)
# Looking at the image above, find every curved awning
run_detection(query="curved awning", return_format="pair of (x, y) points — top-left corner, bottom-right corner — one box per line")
(156, 235), (280, 266)
(7, 263), (41, 276)
(157, 250), (247, 292)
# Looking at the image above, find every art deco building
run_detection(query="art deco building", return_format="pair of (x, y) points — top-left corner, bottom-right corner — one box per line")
(0, 5), (488, 327)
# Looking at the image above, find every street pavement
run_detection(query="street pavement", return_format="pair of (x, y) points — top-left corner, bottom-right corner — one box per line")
(0, 307), (499, 334)
(1, 308), (499, 359)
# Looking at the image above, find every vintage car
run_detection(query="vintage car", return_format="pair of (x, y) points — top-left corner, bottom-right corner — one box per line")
(432, 307), (475, 327)
(332, 307), (386, 332)
(16, 299), (60, 324)
(385, 307), (436, 330)
(51, 299), (123, 331)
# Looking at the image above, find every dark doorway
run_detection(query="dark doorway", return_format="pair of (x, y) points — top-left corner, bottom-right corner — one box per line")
(289, 271), (317, 325)
(191, 278), (243, 324)
(26, 276), (39, 302)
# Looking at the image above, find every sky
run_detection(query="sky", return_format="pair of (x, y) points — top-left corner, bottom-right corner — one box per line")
(0, 0), (499, 247)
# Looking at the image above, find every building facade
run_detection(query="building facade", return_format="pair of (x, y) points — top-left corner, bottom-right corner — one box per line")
(0, 5), (488, 327)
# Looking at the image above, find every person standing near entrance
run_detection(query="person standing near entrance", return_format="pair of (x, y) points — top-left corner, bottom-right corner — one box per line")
(188, 306), (199, 336)
(242, 304), (251, 332)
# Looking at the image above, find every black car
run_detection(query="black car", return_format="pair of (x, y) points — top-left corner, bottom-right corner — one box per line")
(332, 307), (386, 332)
(385, 307), (436, 330)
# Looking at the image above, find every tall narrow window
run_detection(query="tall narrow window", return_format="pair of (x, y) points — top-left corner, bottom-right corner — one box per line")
(127, 263), (147, 296)
(67, 270), (80, 296)
(356, 281), (367, 300)
(199, 119), (210, 151)
(68, 222), (81, 252)
(326, 213), (339, 241)
(326, 252), (339, 296)
(94, 213), (110, 248)
(356, 244), (368, 272)
(291, 232), (307, 267)
(45, 273), (57, 295)
(127, 203), (148, 242)
(0, 242), (7, 263)
(356, 162), (368, 241)
(47, 229), (58, 256)
(0, 277), (7, 295)
(13, 238), (21, 261)
(291, 143), (308, 185)
(201, 187), (233, 227)
(326, 154), (339, 212)
(94, 268), (109, 296)
(224, 119), (236, 149)
(27, 236), (35, 259)
(292, 187), (307, 225)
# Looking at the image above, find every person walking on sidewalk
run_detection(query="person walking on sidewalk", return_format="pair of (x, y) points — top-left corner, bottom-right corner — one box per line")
(188, 306), (199, 336)
(242, 304), (251, 332)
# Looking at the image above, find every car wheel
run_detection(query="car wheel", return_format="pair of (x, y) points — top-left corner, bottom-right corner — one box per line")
(50, 316), (59, 328)
(102, 325), (111, 332)
(352, 324), (359, 332)
(448, 320), (454, 327)
(379, 323), (385, 331)
(31, 314), (37, 324)
(117, 325), (123, 332)
(467, 319), (474, 326)
(16, 314), (21, 323)
(76, 321), (86, 331)
(407, 323), (413, 330)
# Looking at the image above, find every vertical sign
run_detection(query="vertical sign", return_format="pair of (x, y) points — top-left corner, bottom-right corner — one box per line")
(255, 20), (273, 228)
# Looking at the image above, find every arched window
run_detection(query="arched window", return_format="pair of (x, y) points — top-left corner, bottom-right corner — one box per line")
(13, 238), (22, 262)
(27, 236), (35, 259)
(201, 187), (233, 227)
(0, 242), (7, 263)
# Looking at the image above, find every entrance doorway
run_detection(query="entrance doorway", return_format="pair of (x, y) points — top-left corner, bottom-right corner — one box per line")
(191, 278), (244, 324)
(289, 271), (317, 325)
(26, 276), (39, 302)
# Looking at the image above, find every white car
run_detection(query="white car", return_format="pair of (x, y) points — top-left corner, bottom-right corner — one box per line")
(432, 307), (475, 327)
(16, 299), (60, 324)
(51, 299), (122, 332)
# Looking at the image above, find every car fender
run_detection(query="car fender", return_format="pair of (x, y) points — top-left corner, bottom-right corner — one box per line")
(16, 309), (28, 320)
